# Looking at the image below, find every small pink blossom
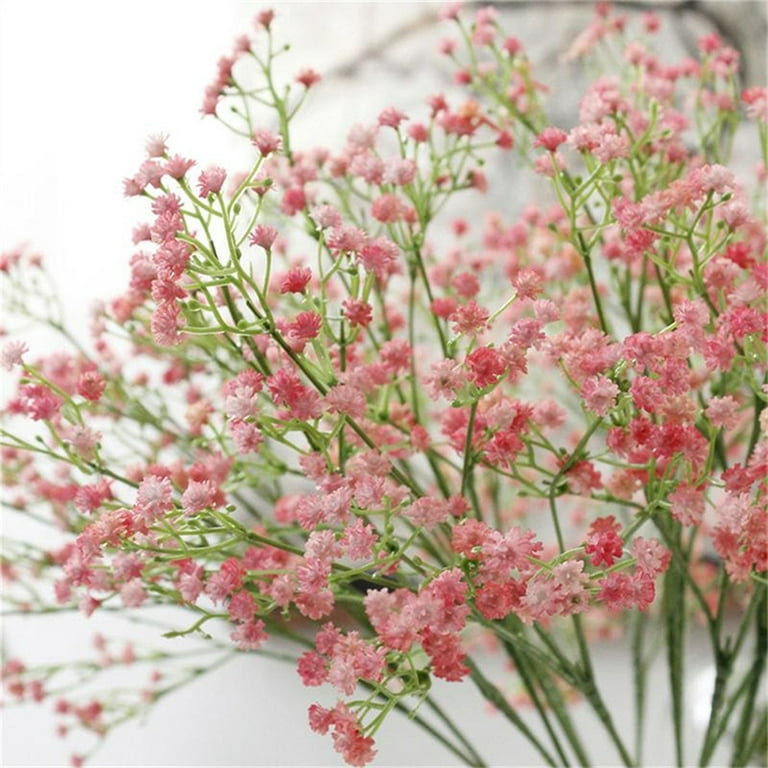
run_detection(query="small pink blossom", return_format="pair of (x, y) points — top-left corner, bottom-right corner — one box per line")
(534, 127), (568, 152)
(668, 483), (705, 526)
(180, 479), (216, 516)
(164, 155), (196, 180)
(197, 166), (227, 198)
(76, 371), (106, 402)
(134, 475), (173, 525)
(295, 68), (322, 89)
(150, 304), (184, 347)
(581, 375), (620, 416)
(120, 579), (147, 608)
(251, 129), (281, 156)
(378, 106), (408, 128)
(231, 618), (268, 651)
(249, 224), (279, 250)
(1, 340), (27, 371)
(144, 133), (168, 158)
(584, 516), (624, 567)
(706, 395), (740, 430)
(279, 266), (312, 294)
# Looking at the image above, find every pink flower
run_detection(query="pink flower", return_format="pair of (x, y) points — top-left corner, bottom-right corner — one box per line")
(280, 186), (306, 216)
(297, 650), (327, 686)
(251, 129), (281, 156)
(295, 68), (321, 89)
(249, 224), (278, 250)
(180, 479), (216, 516)
(584, 516), (623, 567)
(357, 236), (399, 280)
(164, 155), (196, 180)
(402, 497), (452, 528)
(371, 193), (403, 223)
(1, 340), (28, 371)
(150, 304), (183, 347)
(378, 106), (408, 128)
(324, 384), (367, 419)
(425, 359), (465, 401)
(136, 160), (164, 189)
(120, 579), (147, 608)
(76, 371), (106, 402)
(279, 266), (312, 294)
(134, 475), (173, 525)
(382, 157), (416, 186)
(706, 395), (739, 430)
(18, 384), (63, 421)
(340, 518), (377, 561)
(227, 590), (256, 622)
(466, 346), (506, 388)
(144, 133), (168, 158)
(288, 311), (322, 342)
(326, 225), (365, 253)
(742, 86), (768, 122)
(255, 9), (274, 29)
(450, 300), (490, 335)
(581, 375), (619, 416)
(197, 166), (226, 198)
(669, 484), (705, 526)
(631, 537), (670, 577)
(342, 298), (373, 327)
(231, 619), (268, 651)
(534, 127), (568, 152)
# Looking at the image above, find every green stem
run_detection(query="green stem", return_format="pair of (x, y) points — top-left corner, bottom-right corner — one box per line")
(663, 540), (687, 768)
(465, 658), (559, 767)
(422, 695), (488, 767)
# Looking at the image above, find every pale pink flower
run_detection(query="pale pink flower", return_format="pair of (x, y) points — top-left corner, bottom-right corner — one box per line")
(231, 618), (267, 651)
(581, 375), (620, 416)
(251, 129), (281, 156)
(249, 224), (278, 250)
(295, 68), (321, 88)
(326, 225), (365, 253)
(144, 133), (168, 158)
(120, 579), (147, 608)
(1, 340), (28, 371)
(534, 152), (565, 176)
(310, 204), (343, 230)
(631, 537), (670, 577)
(425, 358), (465, 401)
(197, 166), (226, 198)
(134, 475), (173, 525)
(382, 157), (416, 186)
(164, 154), (196, 180)
(324, 384), (367, 419)
(669, 483), (705, 526)
(378, 106), (408, 128)
(450, 300), (490, 335)
(706, 395), (739, 430)
(136, 159), (164, 189)
(181, 480), (216, 516)
(341, 518), (377, 561)
(229, 420), (263, 453)
(150, 304), (183, 347)
(61, 425), (101, 460)
(357, 236), (399, 279)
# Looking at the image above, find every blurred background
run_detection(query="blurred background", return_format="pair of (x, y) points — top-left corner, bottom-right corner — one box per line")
(1, 1), (765, 765)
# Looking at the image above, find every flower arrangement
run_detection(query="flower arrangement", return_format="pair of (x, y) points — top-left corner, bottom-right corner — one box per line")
(1, 3), (766, 766)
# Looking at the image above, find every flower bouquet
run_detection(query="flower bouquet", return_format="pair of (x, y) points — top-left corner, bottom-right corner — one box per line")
(2, 3), (766, 766)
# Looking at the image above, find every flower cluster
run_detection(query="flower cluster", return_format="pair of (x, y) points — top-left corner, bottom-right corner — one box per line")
(1, 4), (766, 767)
